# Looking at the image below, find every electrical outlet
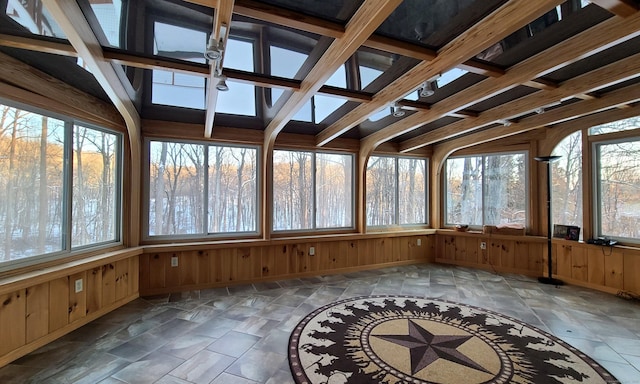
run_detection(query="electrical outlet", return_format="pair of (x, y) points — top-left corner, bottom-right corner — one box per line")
(75, 279), (83, 293)
(171, 256), (179, 267)
(309, 246), (315, 256)
(480, 241), (487, 250)
(417, 239), (422, 246)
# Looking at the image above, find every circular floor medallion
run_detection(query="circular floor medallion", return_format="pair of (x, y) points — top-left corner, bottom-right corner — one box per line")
(288, 296), (619, 384)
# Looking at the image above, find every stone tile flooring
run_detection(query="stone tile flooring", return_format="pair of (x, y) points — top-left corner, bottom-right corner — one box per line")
(1, 264), (640, 383)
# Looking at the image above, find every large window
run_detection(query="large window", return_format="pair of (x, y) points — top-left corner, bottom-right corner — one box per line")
(0, 103), (122, 269)
(273, 150), (353, 231)
(552, 131), (583, 232)
(366, 156), (427, 227)
(594, 138), (640, 241)
(445, 152), (526, 227)
(147, 140), (258, 237)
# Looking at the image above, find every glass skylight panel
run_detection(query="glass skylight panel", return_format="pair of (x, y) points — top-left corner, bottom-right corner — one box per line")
(325, 66), (346, 88)
(216, 81), (256, 116)
(314, 95), (347, 123)
(437, 68), (468, 88)
(6, 0), (66, 38)
(224, 39), (254, 71)
(89, 1), (123, 47)
(369, 107), (391, 122)
(152, 22), (206, 109)
(271, 46), (307, 79)
(360, 66), (383, 90)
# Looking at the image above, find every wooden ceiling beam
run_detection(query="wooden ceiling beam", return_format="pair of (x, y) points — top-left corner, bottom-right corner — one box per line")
(263, 0), (402, 149)
(0, 33), (76, 56)
(590, 0), (639, 18)
(318, 0), (565, 148)
(362, 8), (640, 152)
(399, 52), (640, 152)
(435, 82), (640, 160)
(205, 0), (235, 138)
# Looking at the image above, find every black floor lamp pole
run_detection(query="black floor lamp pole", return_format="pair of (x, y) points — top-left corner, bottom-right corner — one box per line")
(535, 155), (563, 286)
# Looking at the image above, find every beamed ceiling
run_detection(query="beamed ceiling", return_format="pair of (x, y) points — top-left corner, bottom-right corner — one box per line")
(1, 0), (640, 157)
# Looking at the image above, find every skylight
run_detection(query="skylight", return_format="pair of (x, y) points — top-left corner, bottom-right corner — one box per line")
(6, 0), (66, 38)
(437, 68), (468, 88)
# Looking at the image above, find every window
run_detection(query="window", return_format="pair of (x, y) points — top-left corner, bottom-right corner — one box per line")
(445, 152), (526, 227)
(147, 140), (258, 237)
(217, 38), (257, 116)
(273, 150), (353, 231)
(366, 156), (428, 227)
(0, 102), (122, 270)
(594, 138), (640, 241)
(552, 131), (583, 232)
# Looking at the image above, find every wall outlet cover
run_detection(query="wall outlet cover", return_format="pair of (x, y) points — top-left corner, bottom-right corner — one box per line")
(75, 279), (83, 293)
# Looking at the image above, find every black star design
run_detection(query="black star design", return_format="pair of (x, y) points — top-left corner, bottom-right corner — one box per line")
(373, 319), (491, 375)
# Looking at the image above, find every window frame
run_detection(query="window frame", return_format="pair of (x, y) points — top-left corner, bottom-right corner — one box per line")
(366, 154), (429, 228)
(142, 137), (261, 242)
(271, 148), (356, 234)
(0, 99), (123, 273)
(592, 136), (640, 244)
(443, 150), (528, 229)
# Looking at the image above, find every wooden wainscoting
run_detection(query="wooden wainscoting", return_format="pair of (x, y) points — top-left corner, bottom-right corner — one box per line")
(553, 240), (640, 295)
(435, 230), (640, 296)
(0, 250), (141, 368)
(435, 230), (546, 275)
(139, 234), (435, 296)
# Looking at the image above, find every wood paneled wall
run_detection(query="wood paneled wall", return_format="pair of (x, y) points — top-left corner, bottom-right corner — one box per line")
(0, 252), (140, 368)
(435, 231), (640, 296)
(140, 234), (434, 295)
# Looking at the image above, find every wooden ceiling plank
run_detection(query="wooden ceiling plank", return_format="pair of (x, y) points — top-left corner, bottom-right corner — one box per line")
(0, 33), (76, 56)
(590, 0), (639, 18)
(318, 0), (566, 147)
(400, 52), (640, 152)
(363, 7), (640, 152)
(263, 0), (403, 148)
(362, 35), (437, 61)
(458, 59), (505, 77)
(438, 81), (640, 159)
(0, 51), (122, 126)
(205, 0), (235, 138)
(233, 0), (345, 38)
(524, 78), (559, 90)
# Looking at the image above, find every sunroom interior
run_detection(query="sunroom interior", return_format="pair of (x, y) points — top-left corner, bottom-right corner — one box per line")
(1, 0), (640, 377)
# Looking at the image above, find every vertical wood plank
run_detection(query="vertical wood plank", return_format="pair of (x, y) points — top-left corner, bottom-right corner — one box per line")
(499, 240), (515, 268)
(165, 252), (180, 289)
(0, 290), (26, 356)
(115, 259), (129, 301)
(514, 241), (529, 271)
(26, 283), (49, 343)
(571, 246), (588, 282)
(196, 250), (211, 284)
(86, 266), (103, 315)
(129, 255), (139, 295)
(102, 263), (116, 306)
(604, 250), (624, 289)
(623, 252), (640, 294)
(346, 240), (359, 267)
(587, 248), (605, 286)
(557, 244), (573, 278)
(148, 253), (165, 289)
(49, 277), (69, 332)
(68, 271), (87, 323)
(139, 253), (150, 291)
(180, 250), (198, 286)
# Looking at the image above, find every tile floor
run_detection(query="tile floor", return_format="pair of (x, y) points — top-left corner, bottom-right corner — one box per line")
(1, 264), (640, 384)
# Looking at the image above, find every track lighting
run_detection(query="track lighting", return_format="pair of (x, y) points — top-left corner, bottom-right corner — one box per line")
(392, 102), (405, 117)
(535, 107), (545, 114)
(419, 80), (435, 97)
(216, 75), (229, 91)
(204, 36), (223, 61)
(498, 119), (512, 127)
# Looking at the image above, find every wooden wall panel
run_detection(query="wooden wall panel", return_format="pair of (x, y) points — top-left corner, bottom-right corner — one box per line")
(346, 240), (359, 267)
(587, 248), (605, 286)
(138, 253), (150, 291)
(86, 267), (102, 315)
(180, 250), (199, 286)
(102, 263), (116, 305)
(571, 246), (588, 282)
(213, 248), (238, 283)
(557, 244), (573, 278)
(514, 241), (530, 270)
(49, 277), (69, 332)
(623, 253), (640, 294)
(0, 290), (26, 356)
(196, 250), (211, 284)
(68, 272), (87, 323)
(393, 237), (410, 262)
(25, 283), (49, 343)
(148, 253), (165, 289)
(499, 240), (515, 269)
(164, 252), (180, 289)
(605, 250), (624, 289)
(237, 247), (262, 281)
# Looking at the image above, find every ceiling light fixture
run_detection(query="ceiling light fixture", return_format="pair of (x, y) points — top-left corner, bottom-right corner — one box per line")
(419, 80), (435, 97)
(204, 24), (228, 62)
(499, 119), (512, 127)
(392, 102), (405, 117)
(535, 107), (545, 114)
(216, 75), (229, 92)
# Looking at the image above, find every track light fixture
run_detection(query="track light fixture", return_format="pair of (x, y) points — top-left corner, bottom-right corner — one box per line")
(204, 24), (228, 62)
(216, 75), (229, 91)
(498, 119), (512, 127)
(535, 107), (545, 114)
(391, 102), (405, 117)
(419, 80), (435, 97)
